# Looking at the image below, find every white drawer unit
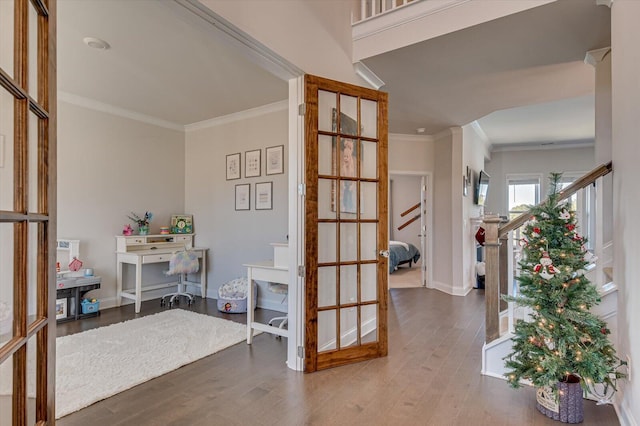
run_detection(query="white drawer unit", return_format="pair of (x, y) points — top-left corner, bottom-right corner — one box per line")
(115, 233), (207, 313)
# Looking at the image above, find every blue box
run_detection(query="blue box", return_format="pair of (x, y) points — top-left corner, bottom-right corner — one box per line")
(81, 299), (99, 314)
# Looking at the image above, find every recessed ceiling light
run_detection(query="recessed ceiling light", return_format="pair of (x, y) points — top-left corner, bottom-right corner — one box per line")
(416, 128), (425, 134)
(83, 37), (110, 50)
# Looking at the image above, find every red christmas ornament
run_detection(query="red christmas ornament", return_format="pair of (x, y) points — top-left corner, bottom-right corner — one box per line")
(566, 224), (575, 231)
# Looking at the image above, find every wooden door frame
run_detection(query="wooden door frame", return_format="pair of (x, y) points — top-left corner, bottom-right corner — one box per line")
(0, 0), (57, 422)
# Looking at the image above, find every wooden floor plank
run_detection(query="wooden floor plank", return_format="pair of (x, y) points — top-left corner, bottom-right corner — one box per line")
(56, 290), (619, 425)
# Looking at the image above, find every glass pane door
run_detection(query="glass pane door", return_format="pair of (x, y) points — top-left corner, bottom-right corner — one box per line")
(304, 74), (388, 372)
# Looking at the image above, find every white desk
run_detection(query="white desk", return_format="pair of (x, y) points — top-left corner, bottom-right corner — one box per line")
(115, 234), (208, 313)
(244, 260), (289, 344)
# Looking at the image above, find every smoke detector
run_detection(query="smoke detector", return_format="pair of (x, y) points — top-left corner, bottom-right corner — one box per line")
(83, 37), (110, 50)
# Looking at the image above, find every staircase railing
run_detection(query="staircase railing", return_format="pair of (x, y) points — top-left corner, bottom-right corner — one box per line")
(353, 0), (417, 23)
(483, 162), (612, 344)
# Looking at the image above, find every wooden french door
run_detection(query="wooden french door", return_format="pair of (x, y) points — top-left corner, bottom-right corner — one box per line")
(0, 0), (57, 424)
(304, 74), (388, 372)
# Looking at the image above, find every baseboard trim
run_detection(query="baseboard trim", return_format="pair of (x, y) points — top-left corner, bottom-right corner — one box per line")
(431, 281), (474, 296)
(615, 396), (638, 426)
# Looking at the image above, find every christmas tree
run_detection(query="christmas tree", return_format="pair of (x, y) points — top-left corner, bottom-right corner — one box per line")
(504, 173), (625, 398)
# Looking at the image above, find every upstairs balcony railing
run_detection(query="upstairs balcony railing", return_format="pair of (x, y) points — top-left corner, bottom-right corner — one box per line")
(353, 0), (417, 24)
(482, 162), (613, 344)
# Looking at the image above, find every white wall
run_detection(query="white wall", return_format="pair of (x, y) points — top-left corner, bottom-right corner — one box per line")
(57, 101), (185, 306)
(611, 1), (640, 423)
(200, 0), (367, 87)
(483, 146), (595, 216)
(462, 124), (490, 291)
(185, 106), (289, 311)
(432, 130), (454, 292)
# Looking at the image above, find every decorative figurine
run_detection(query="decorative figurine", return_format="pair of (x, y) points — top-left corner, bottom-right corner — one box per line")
(123, 224), (134, 236)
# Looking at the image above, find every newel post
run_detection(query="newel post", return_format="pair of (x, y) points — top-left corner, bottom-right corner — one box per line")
(483, 215), (501, 343)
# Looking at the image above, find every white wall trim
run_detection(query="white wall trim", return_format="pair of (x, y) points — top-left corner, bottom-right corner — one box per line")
(431, 280), (473, 296)
(389, 132), (434, 143)
(491, 139), (594, 153)
(185, 100), (288, 132)
(615, 398), (638, 426)
(353, 61), (385, 89)
(172, 0), (304, 81)
(58, 91), (184, 131)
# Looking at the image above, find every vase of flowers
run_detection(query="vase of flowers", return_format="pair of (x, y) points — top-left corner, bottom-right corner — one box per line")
(127, 211), (153, 235)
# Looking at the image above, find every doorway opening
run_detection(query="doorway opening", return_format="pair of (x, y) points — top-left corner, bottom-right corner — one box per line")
(388, 172), (431, 289)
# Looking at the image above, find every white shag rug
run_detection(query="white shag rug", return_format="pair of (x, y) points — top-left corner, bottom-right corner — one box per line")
(55, 309), (248, 418)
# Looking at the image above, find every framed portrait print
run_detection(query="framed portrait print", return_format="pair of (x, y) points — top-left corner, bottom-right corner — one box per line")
(255, 182), (273, 210)
(226, 153), (241, 180)
(265, 145), (284, 175)
(245, 149), (261, 178)
(235, 184), (250, 211)
(56, 298), (67, 320)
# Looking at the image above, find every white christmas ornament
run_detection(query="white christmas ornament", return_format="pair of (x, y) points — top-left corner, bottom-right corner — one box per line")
(534, 252), (558, 280)
(559, 210), (571, 221)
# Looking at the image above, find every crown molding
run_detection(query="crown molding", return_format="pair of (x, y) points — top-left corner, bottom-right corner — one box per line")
(354, 61), (385, 90)
(584, 47), (611, 67)
(389, 132), (434, 143)
(596, 0), (613, 8)
(173, 0), (303, 81)
(185, 100), (288, 132)
(58, 92), (184, 131)
(491, 139), (594, 153)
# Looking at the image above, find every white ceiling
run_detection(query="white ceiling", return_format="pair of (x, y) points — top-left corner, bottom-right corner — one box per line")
(57, 0), (288, 127)
(58, 0), (610, 147)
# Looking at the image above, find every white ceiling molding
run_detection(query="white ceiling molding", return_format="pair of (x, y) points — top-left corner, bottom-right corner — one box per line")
(185, 100), (288, 132)
(596, 0), (613, 8)
(58, 91), (184, 131)
(172, 0), (304, 81)
(584, 47), (611, 67)
(470, 120), (490, 145)
(490, 139), (594, 153)
(389, 132), (434, 143)
(354, 61), (385, 90)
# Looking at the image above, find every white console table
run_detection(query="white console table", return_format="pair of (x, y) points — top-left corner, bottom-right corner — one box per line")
(115, 234), (208, 313)
(244, 243), (289, 343)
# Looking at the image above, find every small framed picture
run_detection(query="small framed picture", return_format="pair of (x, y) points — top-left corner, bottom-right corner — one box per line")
(226, 153), (241, 180)
(463, 175), (468, 197)
(235, 184), (250, 211)
(170, 215), (193, 234)
(56, 298), (67, 320)
(265, 145), (284, 175)
(255, 182), (273, 210)
(245, 149), (261, 178)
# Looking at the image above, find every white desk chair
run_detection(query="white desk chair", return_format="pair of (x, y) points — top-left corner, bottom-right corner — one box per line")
(267, 282), (288, 330)
(161, 249), (200, 308)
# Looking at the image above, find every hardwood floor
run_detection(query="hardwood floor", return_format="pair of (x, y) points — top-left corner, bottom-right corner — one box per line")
(56, 290), (619, 425)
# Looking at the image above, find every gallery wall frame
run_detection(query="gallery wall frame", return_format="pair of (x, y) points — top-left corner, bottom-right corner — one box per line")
(245, 149), (261, 178)
(255, 181), (273, 210)
(235, 184), (250, 211)
(226, 153), (241, 180)
(265, 145), (284, 175)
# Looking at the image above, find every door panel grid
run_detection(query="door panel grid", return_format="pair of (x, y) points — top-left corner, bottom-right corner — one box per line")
(0, 0), (56, 423)
(304, 74), (388, 372)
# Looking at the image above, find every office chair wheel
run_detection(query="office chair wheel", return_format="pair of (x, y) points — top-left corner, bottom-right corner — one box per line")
(160, 299), (166, 307)
(168, 301), (173, 308)
(187, 299), (193, 306)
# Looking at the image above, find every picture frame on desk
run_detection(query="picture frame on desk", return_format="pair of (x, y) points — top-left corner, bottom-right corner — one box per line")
(170, 215), (193, 234)
(56, 298), (67, 320)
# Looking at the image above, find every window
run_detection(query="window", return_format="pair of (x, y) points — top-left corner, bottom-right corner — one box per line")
(507, 175), (541, 220)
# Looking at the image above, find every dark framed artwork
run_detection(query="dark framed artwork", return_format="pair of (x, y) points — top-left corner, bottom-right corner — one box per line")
(235, 184), (250, 210)
(226, 153), (241, 180)
(265, 145), (284, 175)
(245, 149), (261, 178)
(255, 182), (273, 210)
